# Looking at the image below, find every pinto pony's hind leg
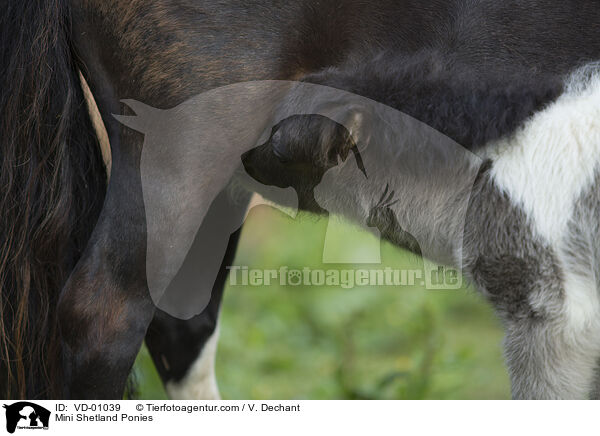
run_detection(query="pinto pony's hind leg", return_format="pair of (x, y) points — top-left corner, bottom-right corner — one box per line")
(145, 189), (251, 400)
(148, 311), (223, 400)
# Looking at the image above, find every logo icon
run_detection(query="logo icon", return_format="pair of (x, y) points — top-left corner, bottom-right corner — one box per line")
(3, 402), (50, 433)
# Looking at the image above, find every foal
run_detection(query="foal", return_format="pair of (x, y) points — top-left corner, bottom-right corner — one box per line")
(242, 60), (600, 399)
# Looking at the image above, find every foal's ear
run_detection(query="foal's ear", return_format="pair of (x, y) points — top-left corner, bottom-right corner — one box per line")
(113, 99), (163, 133)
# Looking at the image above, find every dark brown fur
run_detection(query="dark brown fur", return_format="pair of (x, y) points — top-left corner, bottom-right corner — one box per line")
(0, 0), (106, 398)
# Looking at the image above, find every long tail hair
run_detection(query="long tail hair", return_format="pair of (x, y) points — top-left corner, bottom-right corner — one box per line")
(0, 0), (107, 398)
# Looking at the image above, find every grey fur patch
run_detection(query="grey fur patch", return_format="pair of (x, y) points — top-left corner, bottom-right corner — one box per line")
(463, 163), (563, 322)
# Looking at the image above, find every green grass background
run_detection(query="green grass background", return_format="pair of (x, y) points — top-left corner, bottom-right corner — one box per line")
(132, 205), (510, 399)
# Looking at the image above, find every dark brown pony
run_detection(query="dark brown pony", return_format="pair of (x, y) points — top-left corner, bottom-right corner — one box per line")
(2, 0), (600, 399)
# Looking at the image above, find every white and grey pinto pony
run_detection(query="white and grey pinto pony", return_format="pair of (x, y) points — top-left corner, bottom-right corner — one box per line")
(2, 0), (600, 400)
(129, 61), (600, 401)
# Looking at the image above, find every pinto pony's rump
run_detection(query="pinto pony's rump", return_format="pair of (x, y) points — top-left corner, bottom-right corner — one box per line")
(0, 0), (106, 398)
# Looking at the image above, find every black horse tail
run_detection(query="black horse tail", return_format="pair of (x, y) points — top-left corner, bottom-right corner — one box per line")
(0, 0), (107, 398)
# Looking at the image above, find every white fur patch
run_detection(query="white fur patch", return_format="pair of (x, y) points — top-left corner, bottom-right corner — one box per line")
(166, 327), (221, 400)
(483, 64), (600, 245)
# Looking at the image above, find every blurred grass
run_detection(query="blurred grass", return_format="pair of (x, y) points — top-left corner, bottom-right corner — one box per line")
(132, 205), (510, 399)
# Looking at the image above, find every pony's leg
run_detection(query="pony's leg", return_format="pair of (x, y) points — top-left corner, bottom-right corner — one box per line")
(144, 190), (250, 400)
(147, 309), (223, 400)
(57, 129), (154, 399)
(502, 295), (600, 400)
(468, 174), (600, 399)
(509, 245), (600, 399)
(474, 252), (600, 399)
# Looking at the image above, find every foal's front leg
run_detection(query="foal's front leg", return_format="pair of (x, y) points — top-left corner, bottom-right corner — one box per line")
(58, 130), (155, 399)
(502, 311), (600, 399)
(467, 175), (600, 399)
(501, 255), (600, 399)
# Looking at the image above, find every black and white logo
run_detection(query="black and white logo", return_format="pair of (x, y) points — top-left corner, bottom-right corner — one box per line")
(3, 402), (50, 433)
